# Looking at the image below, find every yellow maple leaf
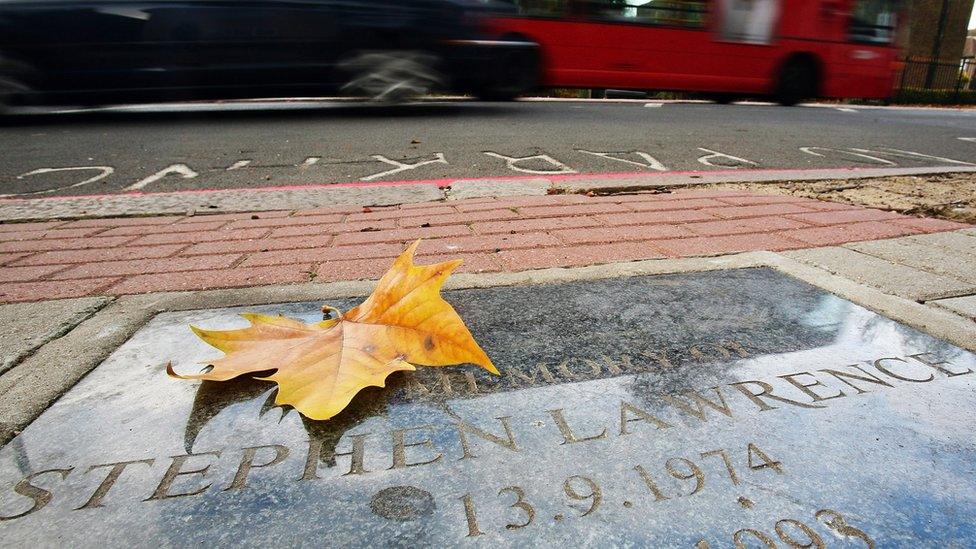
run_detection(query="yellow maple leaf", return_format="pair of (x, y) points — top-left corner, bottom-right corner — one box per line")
(168, 240), (496, 420)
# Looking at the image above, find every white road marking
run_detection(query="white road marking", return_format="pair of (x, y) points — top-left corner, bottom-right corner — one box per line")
(361, 153), (447, 181)
(850, 148), (975, 166)
(12, 142), (973, 196)
(836, 108), (858, 113)
(644, 103), (664, 108)
(799, 147), (895, 165)
(226, 160), (252, 171)
(577, 150), (668, 171)
(125, 164), (199, 191)
(696, 148), (757, 168)
(8, 166), (115, 197)
(483, 152), (577, 175)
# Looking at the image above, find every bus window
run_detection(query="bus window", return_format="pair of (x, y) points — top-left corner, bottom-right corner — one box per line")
(519, 0), (569, 17)
(719, 0), (780, 44)
(849, 0), (898, 44)
(577, 0), (706, 27)
(626, 0), (706, 27)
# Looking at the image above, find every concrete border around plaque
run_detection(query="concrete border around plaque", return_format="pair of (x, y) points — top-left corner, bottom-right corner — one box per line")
(1, 266), (975, 547)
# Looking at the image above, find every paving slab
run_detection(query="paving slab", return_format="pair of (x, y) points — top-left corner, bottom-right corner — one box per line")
(0, 297), (109, 374)
(783, 246), (976, 301)
(929, 295), (976, 321)
(445, 178), (550, 200)
(905, 230), (976, 255)
(0, 268), (974, 546)
(845, 236), (976, 284)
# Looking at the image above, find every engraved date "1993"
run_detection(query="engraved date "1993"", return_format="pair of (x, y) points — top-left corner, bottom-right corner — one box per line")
(700, 508), (876, 548)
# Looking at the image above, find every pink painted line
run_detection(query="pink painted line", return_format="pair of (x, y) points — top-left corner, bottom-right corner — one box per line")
(534, 167), (866, 182)
(0, 166), (886, 203)
(0, 177), (452, 202)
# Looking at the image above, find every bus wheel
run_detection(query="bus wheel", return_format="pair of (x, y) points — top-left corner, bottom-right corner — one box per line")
(707, 92), (738, 104)
(476, 47), (539, 102)
(775, 59), (818, 106)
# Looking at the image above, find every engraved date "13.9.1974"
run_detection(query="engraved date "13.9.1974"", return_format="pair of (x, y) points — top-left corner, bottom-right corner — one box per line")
(457, 443), (783, 537)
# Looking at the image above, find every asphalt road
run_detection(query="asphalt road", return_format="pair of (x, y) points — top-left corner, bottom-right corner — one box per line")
(2, 99), (976, 197)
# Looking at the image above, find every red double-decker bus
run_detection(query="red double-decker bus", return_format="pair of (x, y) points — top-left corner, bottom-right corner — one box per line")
(483, 0), (904, 104)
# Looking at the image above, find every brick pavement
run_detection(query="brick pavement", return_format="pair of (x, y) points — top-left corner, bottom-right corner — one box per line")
(0, 188), (969, 303)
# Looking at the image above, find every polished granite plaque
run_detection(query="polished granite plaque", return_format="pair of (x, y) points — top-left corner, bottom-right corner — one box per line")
(1, 268), (974, 547)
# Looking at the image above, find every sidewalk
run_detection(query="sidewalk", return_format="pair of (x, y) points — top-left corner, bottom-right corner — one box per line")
(1, 188), (969, 304)
(2, 184), (976, 442)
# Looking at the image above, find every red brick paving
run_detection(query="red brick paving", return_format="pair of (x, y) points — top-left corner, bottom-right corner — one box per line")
(332, 225), (469, 246)
(269, 219), (397, 237)
(0, 189), (971, 303)
(471, 216), (602, 235)
(785, 209), (904, 225)
(627, 198), (728, 211)
(105, 264), (312, 295)
(60, 216), (178, 228)
(496, 241), (667, 270)
(0, 252), (32, 266)
(650, 233), (806, 256)
(0, 278), (121, 302)
(704, 203), (815, 219)
(0, 264), (71, 283)
(0, 221), (65, 232)
(600, 209), (719, 226)
(14, 244), (186, 266)
(0, 235), (136, 254)
(225, 213), (346, 229)
(890, 217), (972, 233)
(684, 217), (809, 236)
(780, 221), (918, 246)
(0, 227), (104, 241)
(49, 254), (242, 279)
(552, 224), (694, 244)
(97, 220), (229, 237)
(399, 209), (521, 228)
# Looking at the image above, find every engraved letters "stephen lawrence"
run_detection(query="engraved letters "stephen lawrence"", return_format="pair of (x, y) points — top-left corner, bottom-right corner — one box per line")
(0, 351), (969, 527)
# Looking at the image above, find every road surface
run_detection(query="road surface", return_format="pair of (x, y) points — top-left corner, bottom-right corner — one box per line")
(2, 99), (976, 198)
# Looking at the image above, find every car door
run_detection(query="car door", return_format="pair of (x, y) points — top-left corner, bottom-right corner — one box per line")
(0, 0), (178, 94)
(138, 0), (342, 90)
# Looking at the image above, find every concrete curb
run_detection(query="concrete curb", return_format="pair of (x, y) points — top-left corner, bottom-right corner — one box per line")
(551, 166), (976, 194)
(2, 247), (973, 444)
(2, 166), (975, 222)
(0, 297), (110, 375)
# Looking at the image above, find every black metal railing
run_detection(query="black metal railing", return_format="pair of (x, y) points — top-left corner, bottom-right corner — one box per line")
(897, 56), (976, 100)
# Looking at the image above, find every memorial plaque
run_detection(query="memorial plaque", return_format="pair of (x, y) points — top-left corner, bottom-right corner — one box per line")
(1, 268), (975, 547)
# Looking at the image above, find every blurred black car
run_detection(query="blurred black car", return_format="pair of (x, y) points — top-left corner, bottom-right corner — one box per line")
(0, 0), (538, 109)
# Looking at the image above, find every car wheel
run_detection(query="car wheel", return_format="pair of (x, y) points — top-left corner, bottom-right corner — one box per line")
(0, 56), (29, 114)
(775, 59), (818, 106)
(339, 51), (444, 103)
(0, 76), (27, 115)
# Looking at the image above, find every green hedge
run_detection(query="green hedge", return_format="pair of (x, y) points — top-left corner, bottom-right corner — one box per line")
(893, 88), (976, 105)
